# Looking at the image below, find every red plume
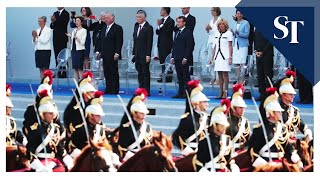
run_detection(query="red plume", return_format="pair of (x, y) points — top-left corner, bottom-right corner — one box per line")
(135, 88), (148, 100)
(94, 91), (104, 98)
(6, 84), (11, 97)
(232, 83), (244, 94)
(43, 70), (53, 85)
(6, 84), (11, 91)
(266, 87), (278, 95)
(82, 71), (93, 79)
(187, 80), (200, 90)
(38, 89), (49, 98)
(286, 70), (296, 78)
(220, 98), (231, 114)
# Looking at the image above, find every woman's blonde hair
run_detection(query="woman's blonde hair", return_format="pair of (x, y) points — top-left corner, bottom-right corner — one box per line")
(217, 18), (229, 33)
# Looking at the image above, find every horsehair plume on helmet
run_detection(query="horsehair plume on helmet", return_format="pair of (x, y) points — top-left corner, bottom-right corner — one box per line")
(6, 84), (11, 97)
(209, 99), (230, 127)
(90, 91), (104, 105)
(231, 83), (247, 109)
(42, 70), (54, 85)
(278, 70), (297, 95)
(188, 80), (203, 96)
(221, 98), (231, 114)
(82, 71), (93, 82)
(133, 88), (148, 103)
(263, 87), (283, 116)
(130, 88), (149, 114)
(85, 90), (105, 117)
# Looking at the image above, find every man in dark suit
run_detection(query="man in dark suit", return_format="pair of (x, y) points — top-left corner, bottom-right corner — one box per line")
(254, 30), (274, 101)
(181, 7), (196, 75)
(171, 16), (194, 98)
(50, 7), (69, 78)
(132, 10), (153, 95)
(95, 12), (123, 94)
(156, 7), (174, 83)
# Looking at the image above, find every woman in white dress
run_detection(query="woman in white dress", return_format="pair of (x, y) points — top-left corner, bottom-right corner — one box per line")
(231, 10), (250, 84)
(210, 19), (233, 99)
(205, 7), (221, 85)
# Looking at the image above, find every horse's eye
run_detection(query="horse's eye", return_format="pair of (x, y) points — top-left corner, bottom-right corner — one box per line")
(16, 155), (19, 161)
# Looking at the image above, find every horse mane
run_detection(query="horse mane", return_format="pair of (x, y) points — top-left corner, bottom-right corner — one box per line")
(71, 139), (112, 171)
(118, 145), (154, 171)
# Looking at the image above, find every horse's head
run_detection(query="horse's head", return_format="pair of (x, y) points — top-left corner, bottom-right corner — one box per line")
(6, 145), (29, 172)
(253, 159), (302, 172)
(152, 131), (178, 172)
(70, 139), (114, 172)
(296, 139), (313, 166)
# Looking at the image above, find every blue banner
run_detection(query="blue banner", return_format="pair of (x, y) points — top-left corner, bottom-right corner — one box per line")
(236, 6), (315, 85)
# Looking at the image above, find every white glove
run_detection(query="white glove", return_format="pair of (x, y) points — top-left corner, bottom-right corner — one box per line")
(70, 148), (82, 159)
(36, 166), (53, 172)
(198, 167), (210, 172)
(22, 137), (28, 146)
(122, 151), (135, 162)
(30, 158), (45, 171)
(291, 153), (301, 164)
(230, 163), (240, 172)
(63, 155), (74, 170)
(304, 129), (313, 141)
(298, 161), (304, 169)
(252, 156), (268, 167)
(112, 153), (122, 167)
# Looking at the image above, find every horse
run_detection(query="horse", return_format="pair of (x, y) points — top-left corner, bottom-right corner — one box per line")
(117, 131), (178, 172)
(174, 153), (196, 172)
(70, 139), (114, 172)
(6, 145), (30, 172)
(296, 138), (313, 168)
(253, 158), (301, 172)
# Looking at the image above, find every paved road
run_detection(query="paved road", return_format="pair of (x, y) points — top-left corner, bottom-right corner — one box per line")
(10, 93), (313, 154)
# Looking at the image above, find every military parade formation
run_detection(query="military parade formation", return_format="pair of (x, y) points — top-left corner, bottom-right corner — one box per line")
(5, 70), (313, 172)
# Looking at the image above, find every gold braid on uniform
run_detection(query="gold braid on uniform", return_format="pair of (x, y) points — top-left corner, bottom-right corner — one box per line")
(238, 119), (251, 147)
(48, 125), (60, 153)
(192, 154), (203, 171)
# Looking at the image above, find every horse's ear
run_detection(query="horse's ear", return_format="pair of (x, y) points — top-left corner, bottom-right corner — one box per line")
(159, 131), (163, 140)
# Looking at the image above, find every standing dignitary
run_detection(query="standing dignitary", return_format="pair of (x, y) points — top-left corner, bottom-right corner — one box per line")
(156, 7), (174, 83)
(95, 12), (123, 94)
(171, 16), (194, 98)
(50, 7), (70, 78)
(132, 10), (153, 95)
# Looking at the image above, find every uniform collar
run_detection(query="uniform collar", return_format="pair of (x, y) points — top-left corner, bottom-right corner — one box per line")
(184, 13), (190, 18)
(279, 99), (290, 111)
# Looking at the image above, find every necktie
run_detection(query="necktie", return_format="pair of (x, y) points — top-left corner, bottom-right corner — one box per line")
(175, 30), (181, 39)
(161, 18), (165, 24)
(137, 25), (142, 37)
(105, 25), (109, 37)
(39, 28), (43, 37)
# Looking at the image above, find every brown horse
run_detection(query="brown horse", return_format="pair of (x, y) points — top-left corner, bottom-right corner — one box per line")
(70, 139), (114, 172)
(118, 132), (178, 172)
(174, 153), (196, 172)
(6, 145), (30, 172)
(296, 139), (313, 168)
(253, 159), (301, 172)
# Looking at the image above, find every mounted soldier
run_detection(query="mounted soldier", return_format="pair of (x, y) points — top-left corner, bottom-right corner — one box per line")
(171, 80), (210, 156)
(117, 88), (154, 161)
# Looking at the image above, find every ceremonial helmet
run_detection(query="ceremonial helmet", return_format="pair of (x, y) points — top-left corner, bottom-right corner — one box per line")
(210, 99), (231, 127)
(38, 89), (57, 120)
(231, 83), (247, 111)
(188, 80), (210, 104)
(263, 87), (284, 118)
(37, 70), (54, 99)
(278, 70), (296, 95)
(79, 71), (97, 97)
(6, 84), (14, 108)
(85, 91), (105, 117)
(130, 88), (149, 114)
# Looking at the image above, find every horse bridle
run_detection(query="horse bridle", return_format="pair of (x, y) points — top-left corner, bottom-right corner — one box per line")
(152, 146), (177, 172)
(90, 148), (111, 172)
